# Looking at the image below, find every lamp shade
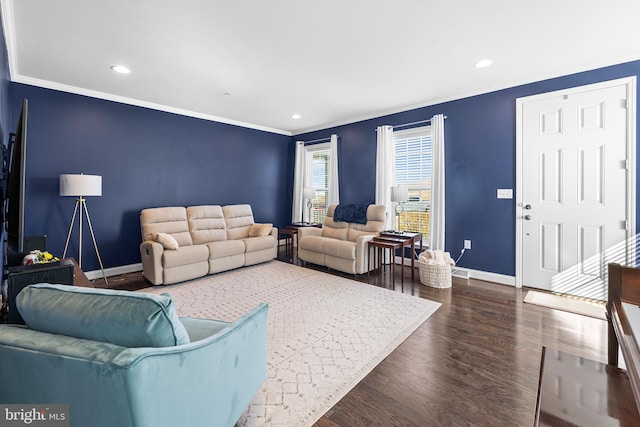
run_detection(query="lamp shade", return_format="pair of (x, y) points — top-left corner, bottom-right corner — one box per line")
(303, 187), (316, 200)
(60, 174), (102, 197)
(390, 186), (409, 202)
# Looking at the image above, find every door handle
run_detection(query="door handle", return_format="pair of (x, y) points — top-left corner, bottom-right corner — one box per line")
(524, 204), (532, 210)
(524, 215), (532, 220)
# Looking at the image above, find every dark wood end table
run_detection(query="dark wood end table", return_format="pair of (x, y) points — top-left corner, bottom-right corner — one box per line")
(368, 238), (404, 285)
(378, 232), (423, 280)
(279, 227), (298, 261)
(279, 223), (323, 262)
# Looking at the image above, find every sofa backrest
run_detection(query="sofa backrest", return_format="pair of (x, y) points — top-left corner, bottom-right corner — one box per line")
(17, 283), (190, 348)
(187, 205), (227, 244)
(323, 204), (386, 241)
(141, 206), (193, 246)
(347, 204), (385, 241)
(223, 204), (255, 240)
(322, 205), (349, 240)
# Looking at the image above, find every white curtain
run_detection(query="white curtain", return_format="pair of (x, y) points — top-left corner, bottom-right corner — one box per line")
(375, 125), (395, 230)
(327, 134), (340, 206)
(430, 114), (445, 250)
(292, 141), (305, 222)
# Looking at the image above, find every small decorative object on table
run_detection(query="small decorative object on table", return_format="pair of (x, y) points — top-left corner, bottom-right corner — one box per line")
(22, 250), (60, 266)
(418, 250), (454, 288)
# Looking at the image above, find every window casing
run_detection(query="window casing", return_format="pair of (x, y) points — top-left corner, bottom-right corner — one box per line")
(393, 126), (431, 238)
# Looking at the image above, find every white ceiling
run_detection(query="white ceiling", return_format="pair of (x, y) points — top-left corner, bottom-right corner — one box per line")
(2, 0), (640, 136)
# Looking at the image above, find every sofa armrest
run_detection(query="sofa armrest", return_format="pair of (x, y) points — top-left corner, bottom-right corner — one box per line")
(270, 227), (278, 258)
(0, 304), (269, 427)
(355, 234), (377, 274)
(140, 240), (165, 285)
(298, 227), (323, 239)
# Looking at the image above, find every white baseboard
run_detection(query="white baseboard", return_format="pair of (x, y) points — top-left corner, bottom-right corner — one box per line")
(452, 267), (515, 286)
(84, 263), (143, 280)
(395, 256), (515, 286)
(451, 268), (470, 279)
(84, 261), (516, 287)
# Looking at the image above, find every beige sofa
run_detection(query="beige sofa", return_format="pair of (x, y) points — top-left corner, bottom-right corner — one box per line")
(298, 204), (385, 275)
(140, 204), (277, 285)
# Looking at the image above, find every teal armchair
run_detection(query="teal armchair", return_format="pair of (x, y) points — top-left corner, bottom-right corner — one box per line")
(0, 284), (268, 427)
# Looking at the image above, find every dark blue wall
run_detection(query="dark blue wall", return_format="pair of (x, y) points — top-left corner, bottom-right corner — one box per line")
(296, 60), (640, 276)
(8, 84), (292, 272)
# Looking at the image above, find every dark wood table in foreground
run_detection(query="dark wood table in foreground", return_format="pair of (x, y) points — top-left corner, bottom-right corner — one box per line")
(535, 347), (640, 426)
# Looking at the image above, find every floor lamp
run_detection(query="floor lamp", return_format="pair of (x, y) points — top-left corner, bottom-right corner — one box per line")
(60, 174), (108, 285)
(390, 186), (409, 232)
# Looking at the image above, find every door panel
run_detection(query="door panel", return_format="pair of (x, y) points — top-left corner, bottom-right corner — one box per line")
(519, 80), (632, 300)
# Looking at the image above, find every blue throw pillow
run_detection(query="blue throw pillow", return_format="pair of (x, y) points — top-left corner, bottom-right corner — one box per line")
(16, 283), (190, 348)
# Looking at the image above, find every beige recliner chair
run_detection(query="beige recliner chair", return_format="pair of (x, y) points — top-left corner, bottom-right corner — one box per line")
(297, 204), (385, 274)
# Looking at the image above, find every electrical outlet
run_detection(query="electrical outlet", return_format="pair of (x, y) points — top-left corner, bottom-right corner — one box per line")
(497, 189), (513, 199)
(464, 240), (472, 250)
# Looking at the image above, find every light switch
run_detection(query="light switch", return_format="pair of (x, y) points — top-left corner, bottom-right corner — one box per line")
(497, 189), (513, 199)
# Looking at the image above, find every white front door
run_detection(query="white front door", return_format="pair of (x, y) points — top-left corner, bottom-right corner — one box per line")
(516, 78), (636, 300)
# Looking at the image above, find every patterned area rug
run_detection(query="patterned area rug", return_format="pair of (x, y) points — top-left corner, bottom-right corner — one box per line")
(140, 261), (441, 426)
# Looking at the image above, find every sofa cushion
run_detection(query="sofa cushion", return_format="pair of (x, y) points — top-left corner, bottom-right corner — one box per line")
(207, 239), (245, 258)
(322, 224), (348, 240)
(187, 205), (227, 244)
(323, 239), (356, 260)
(223, 204), (255, 240)
(242, 235), (276, 252)
(249, 223), (273, 237)
(163, 245), (209, 268)
(298, 235), (326, 252)
(347, 228), (376, 242)
(141, 207), (193, 247)
(154, 232), (179, 250)
(16, 283), (190, 348)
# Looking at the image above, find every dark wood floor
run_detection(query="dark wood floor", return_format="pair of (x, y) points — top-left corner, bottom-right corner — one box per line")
(93, 258), (619, 426)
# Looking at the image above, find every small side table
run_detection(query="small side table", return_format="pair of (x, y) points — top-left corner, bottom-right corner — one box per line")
(378, 232), (423, 280)
(279, 223), (322, 262)
(279, 226), (298, 261)
(368, 238), (403, 286)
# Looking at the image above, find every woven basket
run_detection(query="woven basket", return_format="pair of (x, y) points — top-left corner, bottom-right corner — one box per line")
(418, 261), (452, 288)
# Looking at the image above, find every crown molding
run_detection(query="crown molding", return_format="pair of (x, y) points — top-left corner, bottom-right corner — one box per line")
(12, 75), (293, 136)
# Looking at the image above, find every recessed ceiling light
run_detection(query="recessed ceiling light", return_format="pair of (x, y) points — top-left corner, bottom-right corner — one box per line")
(111, 65), (131, 74)
(292, 114), (302, 120)
(474, 59), (493, 69)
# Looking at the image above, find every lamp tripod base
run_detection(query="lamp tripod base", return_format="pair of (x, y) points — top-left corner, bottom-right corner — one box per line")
(62, 197), (108, 286)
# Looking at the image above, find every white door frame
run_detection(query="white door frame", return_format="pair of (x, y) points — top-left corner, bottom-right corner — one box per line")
(515, 76), (637, 288)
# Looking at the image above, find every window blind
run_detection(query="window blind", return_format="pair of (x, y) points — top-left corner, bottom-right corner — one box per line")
(394, 126), (432, 237)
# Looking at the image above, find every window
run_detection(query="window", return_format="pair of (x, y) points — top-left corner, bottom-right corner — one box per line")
(393, 126), (431, 238)
(306, 143), (331, 224)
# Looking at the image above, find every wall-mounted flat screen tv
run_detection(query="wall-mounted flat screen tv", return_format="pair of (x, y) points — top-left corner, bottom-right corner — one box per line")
(5, 98), (28, 264)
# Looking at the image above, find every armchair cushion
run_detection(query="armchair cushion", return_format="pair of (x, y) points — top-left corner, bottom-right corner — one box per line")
(16, 284), (190, 348)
